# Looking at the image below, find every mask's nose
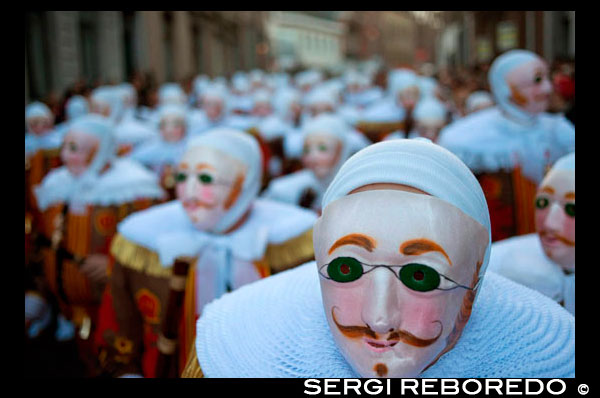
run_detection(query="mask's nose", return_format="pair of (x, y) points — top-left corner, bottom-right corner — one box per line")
(361, 268), (402, 335)
(544, 202), (565, 233)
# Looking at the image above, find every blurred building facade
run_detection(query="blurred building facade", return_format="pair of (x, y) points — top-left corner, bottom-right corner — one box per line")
(437, 11), (575, 67)
(25, 11), (269, 102)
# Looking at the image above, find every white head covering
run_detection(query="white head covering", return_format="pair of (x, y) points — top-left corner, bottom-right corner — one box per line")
(252, 89), (271, 107)
(25, 101), (52, 122)
(69, 114), (116, 177)
(184, 128), (263, 233)
(302, 113), (354, 186)
(418, 76), (439, 99)
(413, 97), (447, 124)
(489, 49), (543, 124)
(322, 138), (492, 281)
(65, 95), (89, 121)
(159, 83), (187, 105)
(550, 152), (575, 172)
(305, 86), (337, 109)
(91, 86), (124, 123)
(273, 87), (301, 120)
(156, 103), (188, 130)
(232, 72), (250, 93)
(388, 68), (419, 97)
(465, 91), (494, 114)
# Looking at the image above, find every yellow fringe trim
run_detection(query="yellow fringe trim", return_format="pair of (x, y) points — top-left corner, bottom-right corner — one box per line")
(265, 228), (315, 273)
(181, 345), (204, 378)
(111, 227), (315, 278)
(110, 234), (173, 278)
(356, 121), (405, 134)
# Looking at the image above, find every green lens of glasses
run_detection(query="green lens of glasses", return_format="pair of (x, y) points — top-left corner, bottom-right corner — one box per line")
(535, 197), (549, 209)
(399, 263), (441, 292)
(199, 174), (213, 184)
(564, 203), (575, 217)
(175, 173), (187, 182)
(327, 257), (363, 283)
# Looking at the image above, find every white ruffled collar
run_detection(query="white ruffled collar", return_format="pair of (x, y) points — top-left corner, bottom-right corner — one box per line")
(195, 263), (575, 378)
(34, 158), (164, 211)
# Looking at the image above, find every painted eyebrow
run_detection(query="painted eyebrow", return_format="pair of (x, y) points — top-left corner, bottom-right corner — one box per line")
(179, 162), (189, 170)
(540, 186), (555, 195)
(328, 234), (377, 255)
(400, 239), (453, 266)
(565, 192), (575, 200)
(195, 163), (216, 171)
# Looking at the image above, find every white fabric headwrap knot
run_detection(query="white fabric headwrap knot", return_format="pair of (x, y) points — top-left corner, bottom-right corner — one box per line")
(489, 49), (542, 125)
(322, 138), (492, 280)
(184, 128), (263, 233)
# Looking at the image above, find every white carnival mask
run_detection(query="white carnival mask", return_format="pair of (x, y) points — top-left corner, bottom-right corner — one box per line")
(175, 145), (247, 232)
(302, 133), (342, 180)
(534, 167), (575, 271)
(314, 189), (488, 378)
(61, 130), (101, 177)
(505, 57), (552, 115)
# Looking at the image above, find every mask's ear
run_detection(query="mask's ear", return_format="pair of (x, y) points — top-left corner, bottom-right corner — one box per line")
(85, 141), (100, 166)
(509, 84), (529, 107)
(224, 173), (245, 210)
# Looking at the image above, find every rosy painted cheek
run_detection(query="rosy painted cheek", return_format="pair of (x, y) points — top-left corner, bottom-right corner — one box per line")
(534, 209), (549, 231)
(563, 217), (575, 241)
(196, 185), (216, 202)
(397, 296), (446, 336)
(324, 284), (367, 323)
(175, 184), (186, 199)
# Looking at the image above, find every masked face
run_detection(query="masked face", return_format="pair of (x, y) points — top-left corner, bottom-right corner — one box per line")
(302, 134), (342, 179)
(314, 189), (488, 378)
(204, 99), (224, 122)
(252, 102), (272, 117)
(61, 130), (100, 177)
(160, 115), (186, 142)
(534, 168), (575, 271)
(415, 120), (445, 142)
(309, 104), (335, 117)
(27, 116), (53, 135)
(505, 58), (552, 114)
(398, 86), (420, 111)
(175, 146), (247, 231)
(91, 100), (112, 118)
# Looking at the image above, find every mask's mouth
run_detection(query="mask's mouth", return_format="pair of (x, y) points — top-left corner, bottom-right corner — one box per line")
(363, 337), (398, 353)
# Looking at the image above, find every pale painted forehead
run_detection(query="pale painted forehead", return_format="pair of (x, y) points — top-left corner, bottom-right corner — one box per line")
(541, 169), (575, 193)
(507, 57), (548, 78)
(181, 145), (245, 170)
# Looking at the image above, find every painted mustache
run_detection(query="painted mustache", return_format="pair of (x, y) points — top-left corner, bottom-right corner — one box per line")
(182, 197), (217, 210)
(539, 230), (575, 247)
(331, 307), (443, 348)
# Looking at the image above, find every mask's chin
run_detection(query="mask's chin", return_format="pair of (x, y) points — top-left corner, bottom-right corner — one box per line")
(186, 208), (223, 232)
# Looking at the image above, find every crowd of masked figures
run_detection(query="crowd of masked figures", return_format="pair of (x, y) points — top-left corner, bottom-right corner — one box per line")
(24, 49), (575, 378)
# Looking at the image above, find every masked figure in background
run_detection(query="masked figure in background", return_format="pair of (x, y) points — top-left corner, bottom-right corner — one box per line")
(255, 88), (303, 180)
(188, 85), (229, 135)
(488, 153), (574, 315)
(25, 102), (63, 267)
(54, 95), (89, 136)
(465, 90), (494, 115)
(90, 86), (156, 157)
(438, 50), (575, 241)
(129, 104), (189, 200)
(183, 138), (574, 378)
(97, 128), (316, 378)
(385, 97), (448, 143)
(26, 115), (165, 373)
(356, 69), (417, 142)
(262, 114), (356, 213)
